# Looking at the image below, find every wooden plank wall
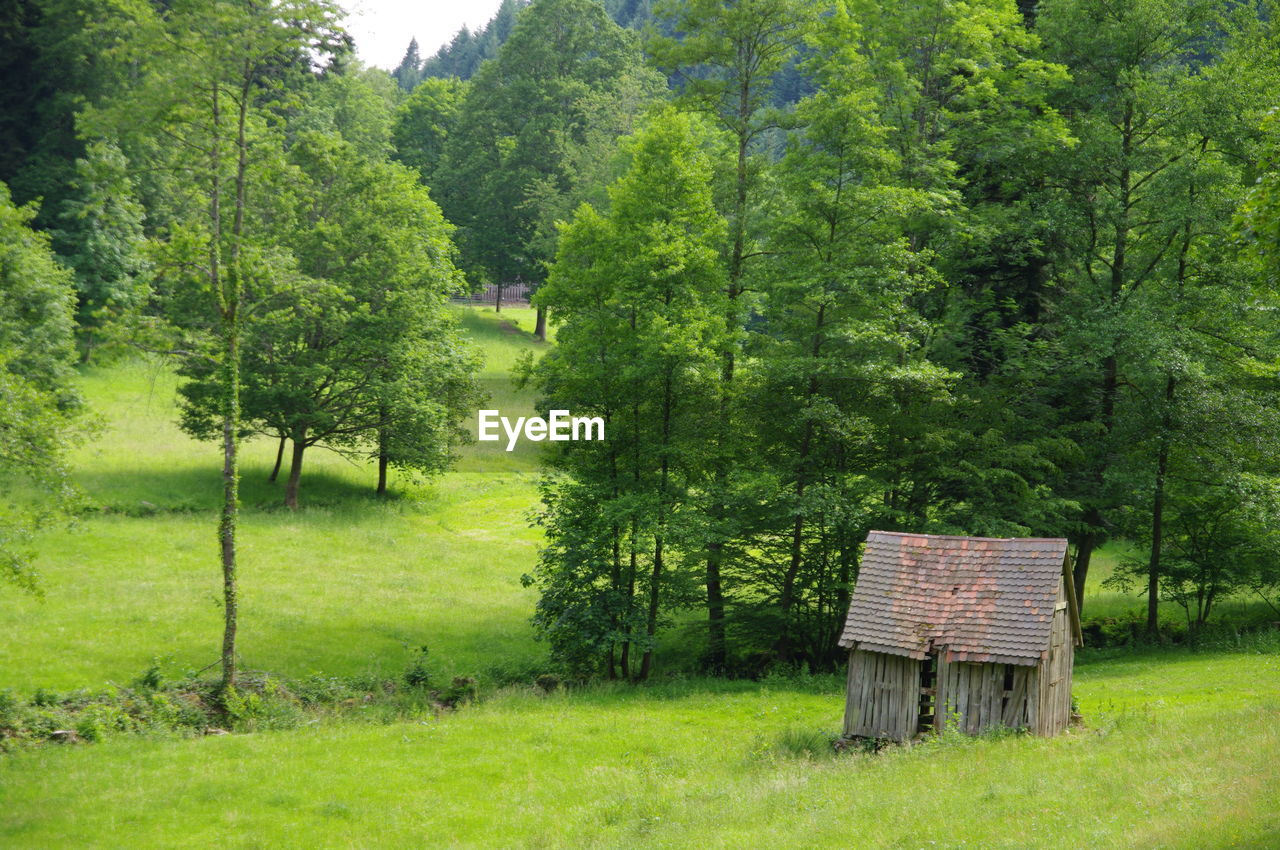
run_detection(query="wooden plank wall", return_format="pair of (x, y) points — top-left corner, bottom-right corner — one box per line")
(936, 656), (1034, 735)
(845, 605), (1076, 741)
(1032, 579), (1075, 736)
(843, 649), (920, 741)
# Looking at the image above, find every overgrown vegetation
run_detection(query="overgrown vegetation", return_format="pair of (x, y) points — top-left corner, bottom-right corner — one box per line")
(0, 660), (485, 752)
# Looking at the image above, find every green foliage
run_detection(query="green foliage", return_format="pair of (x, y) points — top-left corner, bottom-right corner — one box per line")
(0, 180), (84, 591)
(52, 140), (147, 359)
(174, 131), (480, 505)
(1108, 478), (1280, 627)
(392, 77), (466, 186)
(438, 0), (647, 290)
(419, 0), (530, 81)
(733, 6), (954, 664)
(402, 645), (432, 689)
(0, 0), (145, 228)
(529, 109), (729, 678)
(1239, 107), (1280, 287)
(291, 61), (400, 161)
(391, 37), (423, 92)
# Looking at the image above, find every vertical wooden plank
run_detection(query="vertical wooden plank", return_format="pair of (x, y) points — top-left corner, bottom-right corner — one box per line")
(980, 665), (996, 733)
(890, 656), (901, 740)
(972, 664), (985, 733)
(1027, 666), (1041, 734)
(844, 651), (855, 736)
(888, 655), (901, 739)
(982, 664), (992, 733)
(849, 650), (860, 737)
(872, 652), (884, 736)
(1045, 606), (1071, 735)
(843, 651), (859, 737)
(968, 664), (981, 735)
(886, 655), (897, 737)
(873, 653), (884, 737)
(857, 651), (875, 736)
(1062, 629), (1075, 728)
(993, 666), (1006, 729)
(881, 653), (891, 736)
(905, 658), (920, 739)
(871, 653), (882, 735)
(935, 653), (949, 732)
(994, 666), (1006, 729)
(984, 664), (998, 733)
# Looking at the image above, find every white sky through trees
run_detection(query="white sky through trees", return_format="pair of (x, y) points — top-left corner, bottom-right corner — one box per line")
(343, 0), (508, 70)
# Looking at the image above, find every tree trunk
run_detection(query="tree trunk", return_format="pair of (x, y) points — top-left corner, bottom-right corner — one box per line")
(1076, 110), (1133, 621)
(212, 76), (241, 697)
(776, 512), (805, 664)
(704, 552), (726, 674)
(284, 432), (307, 510)
(622, 518), (637, 681)
(376, 407), (389, 496)
(699, 66), (755, 675)
(638, 533), (663, 682)
(534, 305), (547, 341)
(495, 280), (503, 312)
(268, 434), (285, 483)
(219, 318), (240, 693)
(777, 307), (824, 664)
(1147, 375), (1175, 636)
(1073, 531), (1096, 617)
(639, 369), (674, 682)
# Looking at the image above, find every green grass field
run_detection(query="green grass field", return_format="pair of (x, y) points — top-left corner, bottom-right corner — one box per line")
(3, 653), (1277, 847)
(2, 305), (1278, 848)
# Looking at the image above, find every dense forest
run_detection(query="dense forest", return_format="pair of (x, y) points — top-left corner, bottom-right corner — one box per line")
(4, 0), (1280, 693)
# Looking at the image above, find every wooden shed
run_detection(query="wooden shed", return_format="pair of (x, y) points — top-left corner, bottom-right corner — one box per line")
(838, 531), (1082, 741)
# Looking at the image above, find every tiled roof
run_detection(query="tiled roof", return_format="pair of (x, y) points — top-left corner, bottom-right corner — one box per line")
(838, 531), (1068, 665)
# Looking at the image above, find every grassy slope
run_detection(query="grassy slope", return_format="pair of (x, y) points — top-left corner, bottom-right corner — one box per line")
(2, 652), (1277, 848)
(2, 304), (1278, 847)
(0, 307), (549, 691)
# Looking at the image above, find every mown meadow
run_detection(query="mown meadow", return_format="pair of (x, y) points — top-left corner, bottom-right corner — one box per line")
(1, 306), (1278, 848)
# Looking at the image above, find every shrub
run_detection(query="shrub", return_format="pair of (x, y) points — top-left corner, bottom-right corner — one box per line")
(76, 702), (135, 742)
(403, 645), (432, 689)
(442, 676), (478, 707)
(761, 727), (841, 760)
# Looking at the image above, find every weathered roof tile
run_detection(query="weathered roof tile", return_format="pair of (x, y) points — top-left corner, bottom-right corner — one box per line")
(838, 531), (1068, 665)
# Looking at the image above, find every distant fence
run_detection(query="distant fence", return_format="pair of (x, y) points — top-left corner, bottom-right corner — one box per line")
(451, 281), (533, 308)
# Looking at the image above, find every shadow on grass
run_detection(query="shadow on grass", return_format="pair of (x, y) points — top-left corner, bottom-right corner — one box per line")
(79, 462), (419, 516)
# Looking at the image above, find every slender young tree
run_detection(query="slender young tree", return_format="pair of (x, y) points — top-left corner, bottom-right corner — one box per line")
(530, 109), (727, 679)
(91, 0), (345, 693)
(744, 5), (953, 665)
(649, 0), (812, 672)
(392, 37), (423, 91)
(1038, 0), (1265, 625)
